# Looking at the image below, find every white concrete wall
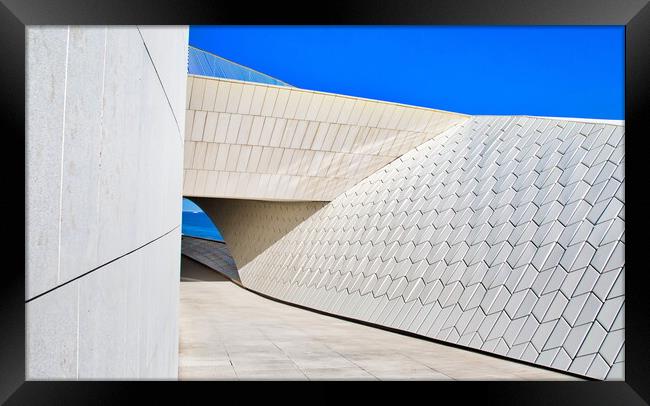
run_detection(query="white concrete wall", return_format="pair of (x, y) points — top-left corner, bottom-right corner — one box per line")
(239, 116), (625, 380)
(25, 26), (188, 379)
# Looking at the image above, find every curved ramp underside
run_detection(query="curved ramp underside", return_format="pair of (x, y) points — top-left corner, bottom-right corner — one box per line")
(192, 198), (327, 269)
(181, 236), (240, 282)
(238, 115), (625, 380)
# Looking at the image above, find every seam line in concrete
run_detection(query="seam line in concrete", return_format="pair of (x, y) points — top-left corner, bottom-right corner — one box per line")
(26, 225), (179, 304)
(136, 26), (184, 142)
(56, 26), (71, 285)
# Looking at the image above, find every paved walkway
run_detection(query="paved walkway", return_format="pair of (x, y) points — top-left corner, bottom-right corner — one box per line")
(179, 261), (578, 381)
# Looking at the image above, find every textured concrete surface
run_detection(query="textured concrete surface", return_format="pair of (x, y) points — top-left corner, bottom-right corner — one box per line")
(183, 75), (468, 201)
(27, 229), (181, 379)
(26, 26), (69, 298)
(26, 26), (187, 379)
(240, 116), (625, 380)
(179, 264), (577, 380)
(26, 282), (78, 379)
(191, 199), (326, 269)
(26, 26), (186, 299)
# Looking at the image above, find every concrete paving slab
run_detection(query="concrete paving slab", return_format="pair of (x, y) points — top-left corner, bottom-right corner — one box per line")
(179, 265), (579, 381)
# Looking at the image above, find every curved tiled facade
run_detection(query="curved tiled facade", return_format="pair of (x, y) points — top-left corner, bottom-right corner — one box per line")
(183, 75), (468, 201)
(238, 116), (625, 380)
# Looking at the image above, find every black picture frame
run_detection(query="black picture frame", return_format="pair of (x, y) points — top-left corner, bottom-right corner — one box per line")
(2, 0), (647, 404)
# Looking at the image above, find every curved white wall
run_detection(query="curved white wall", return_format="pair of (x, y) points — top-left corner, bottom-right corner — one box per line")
(239, 116), (625, 380)
(26, 26), (188, 379)
(183, 76), (468, 201)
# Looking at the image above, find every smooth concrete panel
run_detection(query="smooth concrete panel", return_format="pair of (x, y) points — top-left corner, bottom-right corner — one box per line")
(25, 26), (68, 299)
(77, 248), (131, 378)
(138, 26), (189, 137)
(94, 26), (183, 271)
(26, 26), (185, 379)
(26, 281), (78, 379)
(25, 229), (181, 380)
(95, 26), (149, 268)
(77, 230), (180, 379)
(58, 27), (106, 283)
(140, 228), (181, 377)
(28, 26), (186, 297)
(239, 116), (625, 380)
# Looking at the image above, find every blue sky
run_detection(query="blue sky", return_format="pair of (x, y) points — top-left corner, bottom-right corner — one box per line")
(184, 26), (624, 240)
(190, 26), (624, 120)
(182, 198), (223, 241)
(183, 199), (203, 212)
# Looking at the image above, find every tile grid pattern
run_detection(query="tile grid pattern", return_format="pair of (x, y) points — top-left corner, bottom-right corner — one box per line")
(238, 116), (625, 380)
(183, 75), (468, 201)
